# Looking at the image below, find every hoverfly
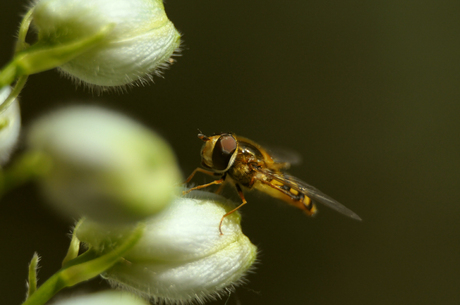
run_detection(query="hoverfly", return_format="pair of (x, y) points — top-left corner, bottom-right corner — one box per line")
(183, 133), (361, 234)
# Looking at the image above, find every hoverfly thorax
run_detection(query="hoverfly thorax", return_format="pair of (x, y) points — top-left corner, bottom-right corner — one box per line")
(199, 133), (238, 173)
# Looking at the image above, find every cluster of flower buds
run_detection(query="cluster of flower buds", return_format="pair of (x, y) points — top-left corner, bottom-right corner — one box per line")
(26, 106), (257, 304)
(1, 1), (258, 304)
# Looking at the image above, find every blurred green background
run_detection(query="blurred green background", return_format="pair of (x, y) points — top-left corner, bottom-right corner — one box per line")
(1, 0), (459, 304)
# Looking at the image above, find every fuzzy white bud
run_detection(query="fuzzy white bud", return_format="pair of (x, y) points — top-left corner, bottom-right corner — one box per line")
(0, 87), (21, 164)
(51, 291), (149, 305)
(76, 191), (258, 304)
(27, 105), (181, 224)
(31, 0), (181, 88)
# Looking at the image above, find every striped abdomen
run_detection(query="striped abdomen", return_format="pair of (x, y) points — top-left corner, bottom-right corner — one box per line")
(254, 178), (317, 216)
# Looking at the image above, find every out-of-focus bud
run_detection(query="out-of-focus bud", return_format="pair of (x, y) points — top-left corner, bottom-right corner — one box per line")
(76, 191), (258, 304)
(31, 0), (181, 88)
(27, 105), (181, 224)
(51, 291), (149, 305)
(0, 86), (21, 164)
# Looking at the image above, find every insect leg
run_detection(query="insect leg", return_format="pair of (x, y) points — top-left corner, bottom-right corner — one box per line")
(215, 182), (226, 194)
(218, 184), (247, 235)
(183, 167), (217, 184)
(182, 177), (225, 195)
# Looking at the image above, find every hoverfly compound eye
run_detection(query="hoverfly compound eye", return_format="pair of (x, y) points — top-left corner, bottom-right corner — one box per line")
(212, 134), (237, 171)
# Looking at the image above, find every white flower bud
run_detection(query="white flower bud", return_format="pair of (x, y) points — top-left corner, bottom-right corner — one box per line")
(0, 87), (21, 164)
(76, 191), (258, 304)
(27, 105), (181, 224)
(51, 291), (149, 305)
(31, 0), (181, 88)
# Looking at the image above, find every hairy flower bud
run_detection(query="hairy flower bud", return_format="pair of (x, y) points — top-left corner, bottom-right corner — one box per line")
(0, 86), (21, 164)
(51, 291), (149, 305)
(76, 191), (258, 304)
(31, 0), (181, 88)
(27, 105), (181, 224)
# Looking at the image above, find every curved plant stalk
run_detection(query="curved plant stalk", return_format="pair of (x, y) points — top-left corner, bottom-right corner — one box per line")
(0, 74), (28, 115)
(22, 224), (145, 305)
(0, 8), (35, 114)
(15, 7), (35, 54)
(0, 22), (114, 111)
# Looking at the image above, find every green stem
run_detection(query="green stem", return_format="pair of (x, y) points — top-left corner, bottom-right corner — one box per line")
(12, 22), (113, 77)
(1, 6), (34, 113)
(0, 62), (18, 89)
(15, 8), (35, 54)
(0, 74), (28, 115)
(0, 8), (33, 88)
(61, 219), (84, 267)
(22, 224), (145, 305)
(0, 22), (114, 99)
(26, 253), (40, 299)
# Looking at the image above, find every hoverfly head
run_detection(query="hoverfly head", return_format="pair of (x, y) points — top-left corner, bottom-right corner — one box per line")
(199, 133), (238, 172)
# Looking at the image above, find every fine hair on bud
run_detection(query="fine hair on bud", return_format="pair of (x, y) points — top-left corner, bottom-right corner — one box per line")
(31, 0), (182, 93)
(76, 191), (258, 305)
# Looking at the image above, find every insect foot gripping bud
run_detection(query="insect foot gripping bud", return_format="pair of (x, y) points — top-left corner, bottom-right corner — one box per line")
(31, 0), (181, 89)
(50, 291), (149, 305)
(0, 87), (21, 165)
(75, 191), (258, 304)
(27, 105), (181, 224)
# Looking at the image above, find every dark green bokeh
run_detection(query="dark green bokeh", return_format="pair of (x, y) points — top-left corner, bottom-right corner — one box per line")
(1, 0), (459, 304)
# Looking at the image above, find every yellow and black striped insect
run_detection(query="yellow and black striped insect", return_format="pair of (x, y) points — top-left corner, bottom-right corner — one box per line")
(183, 133), (361, 234)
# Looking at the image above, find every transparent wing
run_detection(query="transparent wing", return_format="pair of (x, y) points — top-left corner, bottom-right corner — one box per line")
(235, 135), (302, 169)
(267, 147), (302, 168)
(258, 167), (362, 221)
